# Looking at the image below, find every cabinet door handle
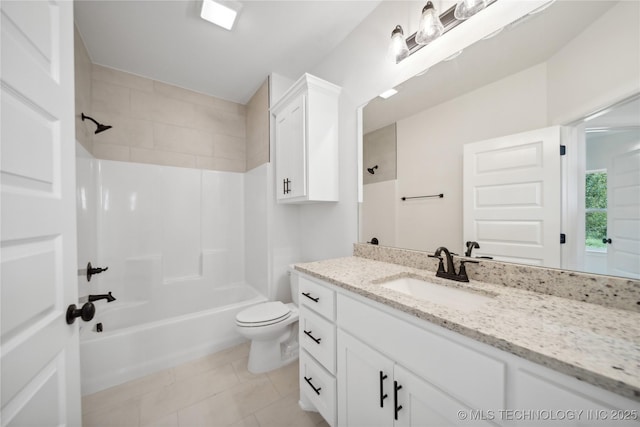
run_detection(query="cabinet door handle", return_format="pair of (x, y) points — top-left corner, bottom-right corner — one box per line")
(379, 371), (388, 408)
(302, 292), (319, 303)
(303, 329), (322, 344)
(304, 376), (322, 395)
(286, 179), (291, 194)
(283, 178), (286, 195)
(394, 380), (403, 420)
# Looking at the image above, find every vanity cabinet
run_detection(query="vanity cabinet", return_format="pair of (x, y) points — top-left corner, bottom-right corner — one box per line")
(271, 73), (341, 203)
(338, 330), (491, 427)
(294, 270), (640, 427)
(298, 275), (337, 425)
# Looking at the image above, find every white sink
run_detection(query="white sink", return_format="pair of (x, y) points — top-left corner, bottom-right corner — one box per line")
(381, 276), (494, 312)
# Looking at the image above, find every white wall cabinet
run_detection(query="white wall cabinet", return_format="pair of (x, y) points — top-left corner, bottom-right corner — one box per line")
(271, 73), (341, 203)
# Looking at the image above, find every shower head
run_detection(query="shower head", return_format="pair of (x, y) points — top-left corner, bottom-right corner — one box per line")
(367, 165), (378, 175)
(81, 113), (112, 134)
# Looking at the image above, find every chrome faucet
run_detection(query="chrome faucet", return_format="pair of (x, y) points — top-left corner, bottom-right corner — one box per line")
(429, 246), (478, 282)
(88, 292), (116, 303)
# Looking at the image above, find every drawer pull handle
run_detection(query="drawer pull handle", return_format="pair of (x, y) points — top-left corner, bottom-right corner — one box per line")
(304, 330), (321, 344)
(379, 371), (388, 408)
(302, 292), (319, 303)
(304, 376), (322, 395)
(394, 381), (403, 420)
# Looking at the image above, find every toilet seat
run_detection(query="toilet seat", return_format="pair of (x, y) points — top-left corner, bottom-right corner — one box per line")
(236, 301), (292, 327)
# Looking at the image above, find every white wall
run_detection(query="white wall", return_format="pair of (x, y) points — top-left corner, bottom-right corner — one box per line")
(547, 1), (640, 125)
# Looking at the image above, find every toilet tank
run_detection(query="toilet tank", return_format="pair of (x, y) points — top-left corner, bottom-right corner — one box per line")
(289, 266), (299, 306)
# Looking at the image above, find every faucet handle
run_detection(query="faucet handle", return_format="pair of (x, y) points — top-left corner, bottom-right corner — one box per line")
(428, 254), (445, 273)
(457, 259), (479, 282)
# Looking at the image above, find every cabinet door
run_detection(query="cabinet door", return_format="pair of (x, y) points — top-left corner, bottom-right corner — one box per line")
(275, 93), (306, 200)
(394, 365), (496, 427)
(337, 330), (394, 427)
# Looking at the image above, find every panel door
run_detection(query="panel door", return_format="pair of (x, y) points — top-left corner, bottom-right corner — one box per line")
(607, 147), (640, 278)
(463, 127), (562, 267)
(1, 1), (81, 425)
(337, 330), (394, 427)
(275, 93), (306, 201)
(394, 364), (497, 427)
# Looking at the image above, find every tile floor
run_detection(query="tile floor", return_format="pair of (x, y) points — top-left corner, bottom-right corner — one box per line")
(82, 343), (330, 427)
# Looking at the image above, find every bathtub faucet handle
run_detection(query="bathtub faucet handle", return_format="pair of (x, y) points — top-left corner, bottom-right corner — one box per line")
(87, 262), (109, 282)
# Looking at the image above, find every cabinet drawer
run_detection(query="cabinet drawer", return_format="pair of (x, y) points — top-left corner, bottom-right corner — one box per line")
(299, 275), (335, 320)
(337, 293), (505, 411)
(300, 306), (336, 374)
(300, 349), (336, 426)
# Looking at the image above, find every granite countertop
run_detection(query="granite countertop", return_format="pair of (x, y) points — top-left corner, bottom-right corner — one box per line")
(295, 256), (640, 402)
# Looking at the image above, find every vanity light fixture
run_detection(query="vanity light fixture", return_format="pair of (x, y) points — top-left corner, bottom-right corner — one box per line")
(454, 0), (487, 20)
(390, 25), (410, 63)
(390, 0), (495, 64)
(416, 1), (444, 45)
(200, 0), (242, 30)
(379, 88), (398, 99)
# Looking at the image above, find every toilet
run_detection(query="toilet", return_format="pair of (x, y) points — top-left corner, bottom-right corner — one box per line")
(235, 269), (299, 373)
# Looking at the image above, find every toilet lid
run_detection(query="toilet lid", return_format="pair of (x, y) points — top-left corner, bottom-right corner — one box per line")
(236, 301), (291, 326)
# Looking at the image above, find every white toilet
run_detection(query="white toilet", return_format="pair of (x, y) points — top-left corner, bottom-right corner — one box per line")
(235, 269), (299, 373)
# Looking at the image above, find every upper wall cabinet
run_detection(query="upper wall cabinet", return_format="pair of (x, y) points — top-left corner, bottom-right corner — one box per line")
(271, 73), (341, 203)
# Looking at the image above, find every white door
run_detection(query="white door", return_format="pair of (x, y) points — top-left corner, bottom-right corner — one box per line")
(337, 330), (394, 427)
(607, 147), (640, 278)
(1, 1), (81, 425)
(463, 127), (562, 267)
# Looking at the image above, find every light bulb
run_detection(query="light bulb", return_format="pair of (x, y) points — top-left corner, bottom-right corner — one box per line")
(454, 0), (487, 20)
(389, 25), (410, 63)
(415, 1), (444, 45)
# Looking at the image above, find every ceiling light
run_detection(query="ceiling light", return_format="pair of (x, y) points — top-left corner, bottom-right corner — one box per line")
(416, 1), (444, 45)
(379, 89), (398, 99)
(200, 0), (242, 30)
(389, 26), (410, 63)
(454, 0), (487, 20)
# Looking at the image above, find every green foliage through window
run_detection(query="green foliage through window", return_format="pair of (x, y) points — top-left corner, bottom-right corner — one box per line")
(585, 171), (607, 250)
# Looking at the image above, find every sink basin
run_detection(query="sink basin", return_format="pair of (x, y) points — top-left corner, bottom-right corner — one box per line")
(381, 276), (494, 312)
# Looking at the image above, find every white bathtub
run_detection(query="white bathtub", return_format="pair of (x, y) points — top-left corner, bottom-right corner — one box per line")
(79, 282), (266, 395)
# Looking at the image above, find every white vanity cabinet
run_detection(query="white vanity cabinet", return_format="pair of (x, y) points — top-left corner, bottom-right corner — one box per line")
(338, 330), (492, 427)
(298, 275), (338, 425)
(294, 271), (640, 427)
(271, 73), (341, 203)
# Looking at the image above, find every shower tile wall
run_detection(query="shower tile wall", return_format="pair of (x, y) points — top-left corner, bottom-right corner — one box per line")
(88, 64), (247, 172)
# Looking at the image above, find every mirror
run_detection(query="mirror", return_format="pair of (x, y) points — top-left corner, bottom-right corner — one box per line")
(360, 1), (640, 279)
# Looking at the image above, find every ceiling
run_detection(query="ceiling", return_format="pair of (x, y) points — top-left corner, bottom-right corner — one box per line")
(74, 0), (381, 105)
(363, 1), (617, 133)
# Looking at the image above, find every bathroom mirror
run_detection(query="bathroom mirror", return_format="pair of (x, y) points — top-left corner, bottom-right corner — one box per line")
(360, 0), (640, 279)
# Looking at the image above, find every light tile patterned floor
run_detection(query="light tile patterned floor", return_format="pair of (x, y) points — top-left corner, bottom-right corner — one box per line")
(82, 343), (330, 427)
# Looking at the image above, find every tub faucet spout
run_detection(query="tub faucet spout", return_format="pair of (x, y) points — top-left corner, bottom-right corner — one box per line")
(88, 292), (116, 303)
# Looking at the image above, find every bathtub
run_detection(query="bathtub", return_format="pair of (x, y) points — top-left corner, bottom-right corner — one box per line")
(79, 282), (266, 395)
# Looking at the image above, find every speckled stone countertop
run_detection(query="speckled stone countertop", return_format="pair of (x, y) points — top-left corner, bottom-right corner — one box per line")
(295, 256), (640, 402)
